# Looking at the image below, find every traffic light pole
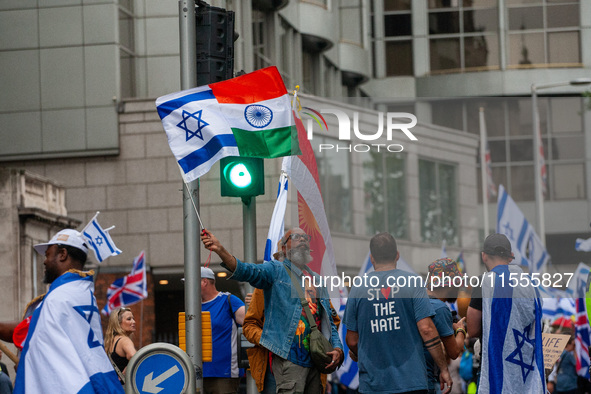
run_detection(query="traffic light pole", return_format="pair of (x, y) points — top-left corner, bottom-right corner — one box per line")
(179, 0), (203, 391)
(242, 197), (258, 394)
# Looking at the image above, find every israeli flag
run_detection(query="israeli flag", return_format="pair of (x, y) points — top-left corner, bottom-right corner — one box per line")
(479, 264), (546, 394)
(539, 285), (575, 321)
(576, 238), (591, 252)
(82, 212), (122, 263)
(263, 173), (288, 262)
(497, 185), (549, 273)
(14, 272), (123, 393)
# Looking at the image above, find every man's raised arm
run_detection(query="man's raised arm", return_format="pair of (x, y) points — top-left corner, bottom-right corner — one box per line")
(201, 229), (237, 271)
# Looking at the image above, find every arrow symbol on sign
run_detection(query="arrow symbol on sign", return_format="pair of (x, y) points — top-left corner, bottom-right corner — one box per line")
(142, 365), (180, 393)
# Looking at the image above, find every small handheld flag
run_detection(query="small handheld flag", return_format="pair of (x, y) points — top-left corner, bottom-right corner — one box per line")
(81, 212), (122, 263)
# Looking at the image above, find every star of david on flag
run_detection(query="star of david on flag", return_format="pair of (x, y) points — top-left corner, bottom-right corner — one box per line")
(102, 251), (148, 315)
(505, 324), (535, 382)
(177, 109), (208, 141)
(74, 291), (102, 348)
(82, 212), (122, 263)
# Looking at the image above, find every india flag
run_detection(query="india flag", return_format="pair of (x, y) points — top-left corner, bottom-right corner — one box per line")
(155, 66), (300, 182)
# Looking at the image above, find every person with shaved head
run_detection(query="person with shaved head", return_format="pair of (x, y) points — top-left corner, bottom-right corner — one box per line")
(202, 228), (344, 393)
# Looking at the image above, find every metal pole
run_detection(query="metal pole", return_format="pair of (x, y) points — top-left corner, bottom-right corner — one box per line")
(479, 107), (490, 236)
(242, 197), (257, 394)
(179, 1), (203, 391)
(531, 84), (545, 246)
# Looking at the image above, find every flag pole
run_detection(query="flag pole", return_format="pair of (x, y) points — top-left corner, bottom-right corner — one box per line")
(532, 85), (546, 246)
(182, 178), (205, 230)
(0, 341), (19, 366)
(479, 107), (490, 236)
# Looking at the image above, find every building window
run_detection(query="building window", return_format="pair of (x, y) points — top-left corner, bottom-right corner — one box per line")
(278, 18), (296, 89)
(419, 159), (458, 246)
(374, 0), (413, 76)
(385, 41), (413, 76)
(302, 49), (320, 95)
(362, 153), (407, 238)
(440, 96), (586, 203)
(428, 0), (499, 73)
(340, 0), (364, 46)
(252, 10), (273, 70)
(119, 1), (136, 98)
(310, 137), (353, 234)
(507, 0), (581, 67)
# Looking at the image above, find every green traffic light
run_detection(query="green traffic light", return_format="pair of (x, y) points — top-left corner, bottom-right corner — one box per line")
(220, 157), (264, 198)
(228, 163), (252, 188)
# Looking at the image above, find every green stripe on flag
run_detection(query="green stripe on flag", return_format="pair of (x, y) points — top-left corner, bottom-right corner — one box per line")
(231, 125), (301, 158)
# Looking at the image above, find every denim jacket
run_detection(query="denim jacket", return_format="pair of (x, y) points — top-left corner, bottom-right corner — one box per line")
(225, 258), (342, 360)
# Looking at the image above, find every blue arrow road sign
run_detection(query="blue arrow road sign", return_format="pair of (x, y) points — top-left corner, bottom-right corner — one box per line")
(134, 353), (186, 394)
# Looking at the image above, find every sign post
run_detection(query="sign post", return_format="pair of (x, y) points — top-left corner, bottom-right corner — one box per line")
(125, 342), (196, 394)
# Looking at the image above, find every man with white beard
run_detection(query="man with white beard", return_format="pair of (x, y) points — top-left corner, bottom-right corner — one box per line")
(201, 227), (344, 393)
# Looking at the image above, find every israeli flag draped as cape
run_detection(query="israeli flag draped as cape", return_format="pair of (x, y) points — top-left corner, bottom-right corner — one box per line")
(479, 264), (545, 394)
(14, 271), (123, 394)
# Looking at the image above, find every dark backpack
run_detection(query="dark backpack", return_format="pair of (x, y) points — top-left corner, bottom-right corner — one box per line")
(459, 350), (474, 381)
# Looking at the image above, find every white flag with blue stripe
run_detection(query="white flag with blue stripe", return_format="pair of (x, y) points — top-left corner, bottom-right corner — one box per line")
(479, 264), (546, 394)
(14, 272), (123, 393)
(496, 185), (549, 273)
(263, 173), (288, 262)
(82, 212), (122, 263)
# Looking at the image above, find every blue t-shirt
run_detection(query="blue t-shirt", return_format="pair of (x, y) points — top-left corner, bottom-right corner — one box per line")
(556, 350), (578, 392)
(202, 292), (245, 378)
(424, 298), (454, 389)
(343, 269), (435, 394)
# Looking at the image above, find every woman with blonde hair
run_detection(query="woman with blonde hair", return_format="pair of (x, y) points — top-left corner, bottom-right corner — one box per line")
(104, 307), (137, 382)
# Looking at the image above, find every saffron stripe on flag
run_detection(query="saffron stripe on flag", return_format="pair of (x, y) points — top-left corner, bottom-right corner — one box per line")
(211, 66), (287, 104)
(232, 125), (300, 158)
(178, 134), (238, 173)
(156, 90), (215, 120)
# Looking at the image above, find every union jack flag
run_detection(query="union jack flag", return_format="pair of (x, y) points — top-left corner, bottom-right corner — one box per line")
(574, 264), (591, 379)
(102, 251), (148, 315)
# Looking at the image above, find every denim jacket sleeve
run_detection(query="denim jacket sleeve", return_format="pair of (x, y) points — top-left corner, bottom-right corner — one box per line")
(224, 258), (276, 289)
(330, 315), (343, 350)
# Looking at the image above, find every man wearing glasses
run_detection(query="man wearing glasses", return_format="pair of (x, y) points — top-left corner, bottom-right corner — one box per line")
(201, 227), (344, 393)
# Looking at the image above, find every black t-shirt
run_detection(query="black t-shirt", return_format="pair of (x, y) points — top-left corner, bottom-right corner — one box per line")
(469, 285), (482, 311)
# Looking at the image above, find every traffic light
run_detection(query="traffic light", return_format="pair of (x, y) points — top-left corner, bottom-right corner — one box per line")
(220, 157), (264, 198)
(196, 4), (235, 85)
